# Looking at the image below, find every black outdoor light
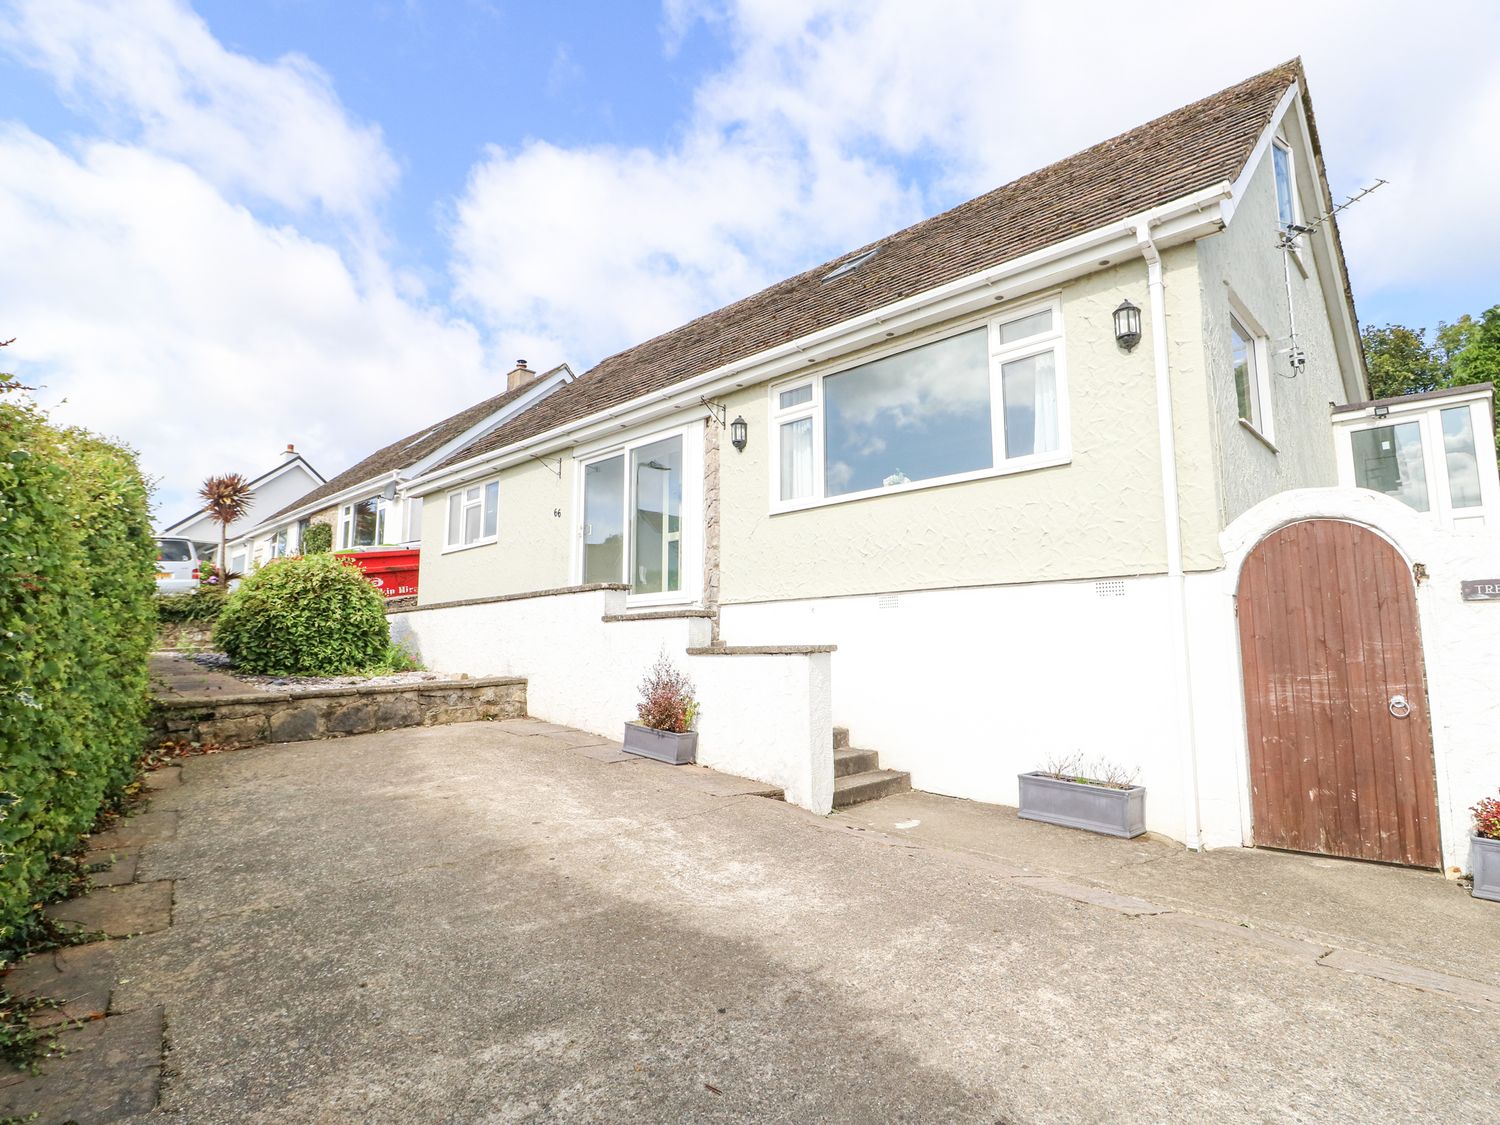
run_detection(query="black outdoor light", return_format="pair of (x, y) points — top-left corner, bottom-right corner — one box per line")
(1113, 299), (1143, 352)
(730, 415), (748, 452)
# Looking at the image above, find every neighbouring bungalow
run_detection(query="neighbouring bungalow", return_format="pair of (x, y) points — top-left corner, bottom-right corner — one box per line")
(231, 361), (574, 574)
(388, 60), (1500, 879)
(157, 444), (324, 572)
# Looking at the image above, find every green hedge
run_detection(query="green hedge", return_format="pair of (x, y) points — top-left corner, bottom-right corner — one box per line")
(0, 396), (156, 953)
(300, 522), (332, 555)
(156, 587), (226, 624)
(214, 552), (391, 675)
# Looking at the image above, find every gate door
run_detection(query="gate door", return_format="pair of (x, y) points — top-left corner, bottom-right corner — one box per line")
(1236, 519), (1440, 867)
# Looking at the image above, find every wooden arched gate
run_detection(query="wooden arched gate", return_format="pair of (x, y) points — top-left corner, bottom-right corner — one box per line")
(1236, 519), (1440, 868)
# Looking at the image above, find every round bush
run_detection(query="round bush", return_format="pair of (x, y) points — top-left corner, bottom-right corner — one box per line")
(214, 553), (389, 675)
(300, 521), (332, 554)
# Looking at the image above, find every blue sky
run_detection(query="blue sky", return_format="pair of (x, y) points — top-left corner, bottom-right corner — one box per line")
(1, 1), (1495, 523)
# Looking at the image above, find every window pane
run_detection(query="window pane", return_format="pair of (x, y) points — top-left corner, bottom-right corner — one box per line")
(1442, 406), (1483, 509)
(1232, 320), (1259, 429)
(462, 503), (480, 544)
(780, 417), (814, 501)
(1352, 422), (1429, 512)
(157, 540), (191, 562)
(823, 328), (992, 496)
(447, 492), (461, 544)
(1273, 144), (1294, 229)
(353, 498), (378, 546)
(583, 455), (624, 584)
(403, 497), (423, 543)
(482, 481), (499, 537)
(465, 486), (480, 503)
(632, 436), (683, 594)
(998, 309), (1053, 345)
(778, 385), (812, 410)
(1001, 351), (1059, 458)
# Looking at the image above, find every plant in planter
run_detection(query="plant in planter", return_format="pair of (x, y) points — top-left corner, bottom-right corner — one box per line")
(1471, 792), (1500, 902)
(1018, 753), (1146, 839)
(622, 652), (698, 765)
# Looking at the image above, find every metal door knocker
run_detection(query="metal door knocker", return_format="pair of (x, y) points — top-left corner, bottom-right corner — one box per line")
(1389, 695), (1412, 719)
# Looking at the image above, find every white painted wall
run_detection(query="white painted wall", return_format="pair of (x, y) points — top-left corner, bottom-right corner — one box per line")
(720, 577), (1217, 844)
(388, 587), (832, 813)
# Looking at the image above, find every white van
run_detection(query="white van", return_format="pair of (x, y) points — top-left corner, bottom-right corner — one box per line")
(154, 537), (215, 594)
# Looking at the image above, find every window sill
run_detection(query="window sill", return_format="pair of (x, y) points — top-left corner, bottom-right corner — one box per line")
(1238, 418), (1279, 453)
(441, 537), (499, 555)
(770, 452), (1071, 516)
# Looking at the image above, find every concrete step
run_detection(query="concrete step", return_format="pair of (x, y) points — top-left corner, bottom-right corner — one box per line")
(833, 726), (850, 749)
(834, 747), (880, 778)
(832, 769), (912, 809)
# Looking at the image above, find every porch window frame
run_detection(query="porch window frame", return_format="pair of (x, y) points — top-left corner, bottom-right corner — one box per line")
(571, 419), (704, 608)
(339, 495), (390, 550)
(766, 295), (1070, 515)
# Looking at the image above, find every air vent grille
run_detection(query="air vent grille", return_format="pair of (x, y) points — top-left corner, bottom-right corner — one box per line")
(1094, 580), (1127, 598)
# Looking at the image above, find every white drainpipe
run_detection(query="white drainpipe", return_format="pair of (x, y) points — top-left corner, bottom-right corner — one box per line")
(1134, 219), (1204, 851)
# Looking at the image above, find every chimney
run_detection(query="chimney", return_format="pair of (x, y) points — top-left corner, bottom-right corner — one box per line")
(281, 443), (298, 460)
(506, 359), (535, 392)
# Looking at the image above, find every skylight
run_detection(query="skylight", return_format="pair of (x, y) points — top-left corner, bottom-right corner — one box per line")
(822, 247), (879, 282)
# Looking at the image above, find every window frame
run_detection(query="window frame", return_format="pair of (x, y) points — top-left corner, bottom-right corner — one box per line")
(767, 296), (1070, 514)
(338, 495), (391, 550)
(1228, 295), (1275, 445)
(1271, 137), (1299, 233)
(442, 479), (499, 552)
(571, 419), (704, 608)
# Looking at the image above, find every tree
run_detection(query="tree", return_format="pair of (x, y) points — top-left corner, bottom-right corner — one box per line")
(197, 473), (253, 588)
(1360, 323), (1443, 399)
(1447, 305), (1500, 389)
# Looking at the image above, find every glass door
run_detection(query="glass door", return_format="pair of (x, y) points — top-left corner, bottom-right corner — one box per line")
(631, 435), (683, 595)
(582, 455), (624, 583)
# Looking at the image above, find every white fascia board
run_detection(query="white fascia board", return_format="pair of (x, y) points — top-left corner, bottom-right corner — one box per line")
(239, 469), (401, 539)
(400, 366), (574, 481)
(408, 184), (1233, 497)
(1221, 81), (1365, 405)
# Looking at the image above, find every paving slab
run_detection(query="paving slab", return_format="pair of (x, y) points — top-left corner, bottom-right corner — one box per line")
(93, 718), (1500, 1122)
(46, 880), (173, 938)
(2, 941), (118, 1027)
(87, 809), (179, 850)
(88, 850), (140, 888)
(144, 765), (183, 789)
(0, 1006), (164, 1121)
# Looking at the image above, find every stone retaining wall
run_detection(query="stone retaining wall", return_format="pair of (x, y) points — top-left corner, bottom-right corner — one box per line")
(151, 676), (527, 747)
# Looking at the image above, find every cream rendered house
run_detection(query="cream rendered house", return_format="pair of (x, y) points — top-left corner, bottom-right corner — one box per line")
(392, 62), (1500, 875)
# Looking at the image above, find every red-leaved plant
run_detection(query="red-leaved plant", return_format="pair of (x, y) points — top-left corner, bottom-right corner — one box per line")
(636, 652), (697, 734)
(1474, 794), (1500, 841)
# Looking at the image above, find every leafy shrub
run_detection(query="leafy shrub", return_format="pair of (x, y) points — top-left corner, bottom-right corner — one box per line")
(214, 553), (390, 675)
(300, 522), (332, 555)
(156, 588), (226, 624)
(636, 652), (697, 733)
(0, 395), (156, 954)
(1475, 794), (1500, 841)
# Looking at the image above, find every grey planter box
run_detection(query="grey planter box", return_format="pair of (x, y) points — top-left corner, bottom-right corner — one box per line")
(1017, 772), (1146, 839)
(1472, 836), (1500, 902)
(622, 722), (697, 765)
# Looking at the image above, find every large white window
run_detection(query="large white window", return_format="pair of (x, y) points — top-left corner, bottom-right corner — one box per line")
(340, 496), (389, 549)
(1229, 297), (1274, 444)
(577, 425), (700, 603)
(769, 299), (1067, 509)
(445, 480), (498, 549)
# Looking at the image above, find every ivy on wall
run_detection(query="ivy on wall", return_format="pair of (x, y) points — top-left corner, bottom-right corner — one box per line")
(0, 392), (156, 953)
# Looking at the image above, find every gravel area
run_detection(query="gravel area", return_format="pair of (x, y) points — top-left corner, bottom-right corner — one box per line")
(188, 652), (452, 692)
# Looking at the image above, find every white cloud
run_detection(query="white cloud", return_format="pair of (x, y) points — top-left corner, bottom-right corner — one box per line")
(1, 0), (397, 227)
(453, 0), (1500, 366)
(0, 126), (486, 525)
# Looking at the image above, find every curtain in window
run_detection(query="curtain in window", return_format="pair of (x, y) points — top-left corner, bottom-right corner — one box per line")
(780, 417), (814, 500)
(1001, 351), (1058, 458)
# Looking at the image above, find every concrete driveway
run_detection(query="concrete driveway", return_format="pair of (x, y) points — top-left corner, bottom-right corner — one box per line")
(105, 720), (1496, 1121)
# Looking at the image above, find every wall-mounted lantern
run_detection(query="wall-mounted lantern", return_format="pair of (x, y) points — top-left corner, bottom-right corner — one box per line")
(730, 416), (748, 452)
(1113, 299), (1142, 352)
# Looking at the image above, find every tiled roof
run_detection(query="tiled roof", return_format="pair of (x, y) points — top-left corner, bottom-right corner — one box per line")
(262, 369), (564, 524)
(434, 61), (1307, 474)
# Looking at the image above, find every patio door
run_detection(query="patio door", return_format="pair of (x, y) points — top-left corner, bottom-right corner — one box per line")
(579, 427), (698, 604)
(1236, 519), (1440, 868)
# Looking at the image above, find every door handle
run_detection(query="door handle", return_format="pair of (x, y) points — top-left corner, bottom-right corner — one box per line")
(1389, 695), (1412, 719)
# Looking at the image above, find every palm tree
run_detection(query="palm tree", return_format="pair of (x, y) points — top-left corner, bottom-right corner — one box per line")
(198, 473), (253, 589)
